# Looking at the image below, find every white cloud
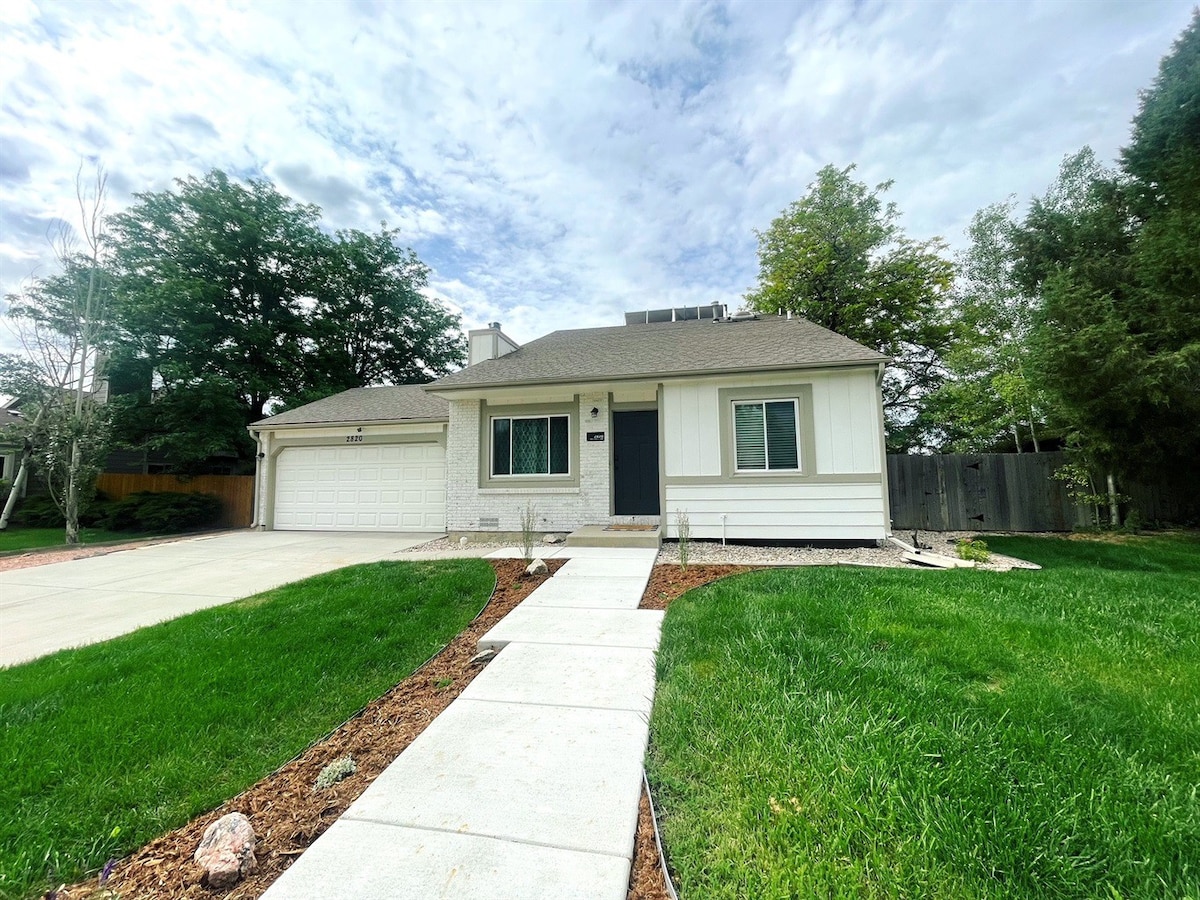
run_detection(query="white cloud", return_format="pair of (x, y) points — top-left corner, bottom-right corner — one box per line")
(0, 0), (1193, 356)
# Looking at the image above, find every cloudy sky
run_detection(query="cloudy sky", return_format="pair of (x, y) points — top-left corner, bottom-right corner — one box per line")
(0, 0), (1192, 347)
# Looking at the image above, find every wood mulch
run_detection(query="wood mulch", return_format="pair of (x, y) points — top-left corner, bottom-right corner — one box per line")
(52, 559), (752, 900)
(639, 563), (753, 610)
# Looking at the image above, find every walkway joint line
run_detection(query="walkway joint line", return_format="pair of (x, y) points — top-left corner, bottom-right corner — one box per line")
(338, 817), (635, 860)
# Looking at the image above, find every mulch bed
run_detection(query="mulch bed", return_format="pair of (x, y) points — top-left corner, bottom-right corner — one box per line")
(54, 557), (565, 900)
(53, 559), (751, 900)
(640, 563), (753, 610)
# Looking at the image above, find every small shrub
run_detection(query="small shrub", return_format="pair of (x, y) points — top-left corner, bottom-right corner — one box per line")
(11, 493), (64, 528)
(956, 538), (990, 563)
(314, 755), (356, 791)
(98, 492), (223, 533)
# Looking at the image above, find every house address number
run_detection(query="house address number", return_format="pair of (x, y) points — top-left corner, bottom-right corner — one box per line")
(346, 434), (364, 443)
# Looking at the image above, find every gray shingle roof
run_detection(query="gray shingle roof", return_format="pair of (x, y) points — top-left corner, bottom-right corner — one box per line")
(253, 385), (448, 427)
(429, 315), (885, 391)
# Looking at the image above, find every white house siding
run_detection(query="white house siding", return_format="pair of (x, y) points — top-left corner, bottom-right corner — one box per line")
(445, 391), (613, 533)
(662, 368), (887, 540)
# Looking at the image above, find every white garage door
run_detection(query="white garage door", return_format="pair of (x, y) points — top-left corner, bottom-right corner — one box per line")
(274, 443), (446, 532)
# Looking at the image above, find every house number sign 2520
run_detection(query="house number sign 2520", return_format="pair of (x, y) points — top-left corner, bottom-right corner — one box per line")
(346, 434), (364, 443)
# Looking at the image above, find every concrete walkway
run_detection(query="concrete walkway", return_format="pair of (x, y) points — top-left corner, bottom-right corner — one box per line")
(0, 531), (442, 667)
(263, 546), (664, 900)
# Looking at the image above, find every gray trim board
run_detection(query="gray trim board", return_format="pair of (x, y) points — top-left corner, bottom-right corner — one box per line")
(431, 359), (885, 395)
(717, 384), (817, 480)
(875, 362), (893, 533)
(267, 432), (446, 451)
(664, 472), (882, 486)
(657, 383), (667, 528)
(252, 416), (447, 432)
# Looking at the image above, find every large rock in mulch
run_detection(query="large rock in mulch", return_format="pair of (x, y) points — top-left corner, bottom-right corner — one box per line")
(525, 558), (549, 575)
(194, 812), (257, 888)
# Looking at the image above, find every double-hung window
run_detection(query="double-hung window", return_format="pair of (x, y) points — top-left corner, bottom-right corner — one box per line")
(491, 415), (570, 476)
(733, 399), (800, 472)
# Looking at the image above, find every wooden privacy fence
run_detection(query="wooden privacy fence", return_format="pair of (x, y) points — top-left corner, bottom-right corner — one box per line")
(887, 452), (1089, 533)
(95, 473), (255, 529)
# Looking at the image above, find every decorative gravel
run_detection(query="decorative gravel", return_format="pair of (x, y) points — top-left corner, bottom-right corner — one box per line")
(659, 530), (1040, 572)
(414, 532), (1040, 572)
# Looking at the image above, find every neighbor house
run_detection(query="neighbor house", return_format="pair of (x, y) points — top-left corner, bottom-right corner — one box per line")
(249, 306), (891, 542)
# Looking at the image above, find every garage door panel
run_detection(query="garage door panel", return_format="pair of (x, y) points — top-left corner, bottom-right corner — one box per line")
(275, 443), (446, 533)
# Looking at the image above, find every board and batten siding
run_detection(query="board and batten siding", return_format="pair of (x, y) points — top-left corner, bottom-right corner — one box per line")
(662, 368), (887, 541)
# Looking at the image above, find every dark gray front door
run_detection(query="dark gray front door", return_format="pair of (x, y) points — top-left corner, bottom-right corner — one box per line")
(613, 410), (660, 515)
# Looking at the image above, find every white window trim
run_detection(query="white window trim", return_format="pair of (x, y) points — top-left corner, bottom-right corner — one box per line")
(489, 414), (572, 478)
(732, 398), (801, 473)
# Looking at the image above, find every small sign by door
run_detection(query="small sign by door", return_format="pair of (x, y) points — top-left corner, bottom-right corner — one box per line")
(586, 431), (606, 442)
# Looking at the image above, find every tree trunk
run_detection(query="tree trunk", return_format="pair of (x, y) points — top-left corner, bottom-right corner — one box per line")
(1011, 421), (1023, 453)
(0, 442), (32, 530)
(65, 438), (82, 544)
(1107, 473), (1120, 528)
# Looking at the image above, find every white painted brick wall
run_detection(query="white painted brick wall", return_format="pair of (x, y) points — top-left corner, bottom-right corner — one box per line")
(446, 392), (612, 532)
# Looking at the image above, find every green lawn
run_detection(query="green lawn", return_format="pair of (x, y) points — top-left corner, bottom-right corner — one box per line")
(648, 533), (1200, 899)
(0, 559), (495, 900)
(0, 527), (150, 553)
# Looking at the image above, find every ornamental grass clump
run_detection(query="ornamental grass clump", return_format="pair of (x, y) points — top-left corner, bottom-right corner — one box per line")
(676, 509), (692, 572)
(519, 502), (537, 561)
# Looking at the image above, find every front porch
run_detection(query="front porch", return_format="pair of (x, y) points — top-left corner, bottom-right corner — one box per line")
(566, 523), (662, 549)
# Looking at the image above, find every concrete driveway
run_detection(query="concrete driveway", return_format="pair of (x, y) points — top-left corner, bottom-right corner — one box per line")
(0, 531), (443, 668)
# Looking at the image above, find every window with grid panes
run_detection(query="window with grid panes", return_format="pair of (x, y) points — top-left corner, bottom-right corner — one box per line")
(491, 415), (570, 476)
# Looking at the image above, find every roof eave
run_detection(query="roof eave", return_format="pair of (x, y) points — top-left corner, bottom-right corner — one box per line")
(426, 357), (889, 395)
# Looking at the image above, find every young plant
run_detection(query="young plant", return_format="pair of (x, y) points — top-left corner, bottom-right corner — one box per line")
(519, 502), (537, 562)
(676, 509), (691, 572)
(314, 755), (356, 791)
(956, 538), (990, 563)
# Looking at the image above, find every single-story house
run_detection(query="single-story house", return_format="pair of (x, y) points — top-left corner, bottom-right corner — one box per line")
(249, 306), (891, 542)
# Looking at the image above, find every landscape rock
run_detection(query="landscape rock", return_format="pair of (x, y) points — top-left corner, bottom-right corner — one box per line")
(194, 812), (257, 888)
(470, 648), (498, 666)
(542, 533), (565, 544)
(525, 558), (549, 575)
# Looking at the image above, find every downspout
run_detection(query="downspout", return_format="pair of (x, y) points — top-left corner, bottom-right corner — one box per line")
(876, 361), (893, 541)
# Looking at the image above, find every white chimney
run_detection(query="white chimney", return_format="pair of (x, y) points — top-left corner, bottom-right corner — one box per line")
(468, 322), (520, 365)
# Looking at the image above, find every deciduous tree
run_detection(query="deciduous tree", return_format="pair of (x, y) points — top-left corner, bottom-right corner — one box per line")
(1, 168), (114, 542)
(107, 170), (465, 470)
(929, 201), (1057, 452)
(745, 165), (955, 451)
